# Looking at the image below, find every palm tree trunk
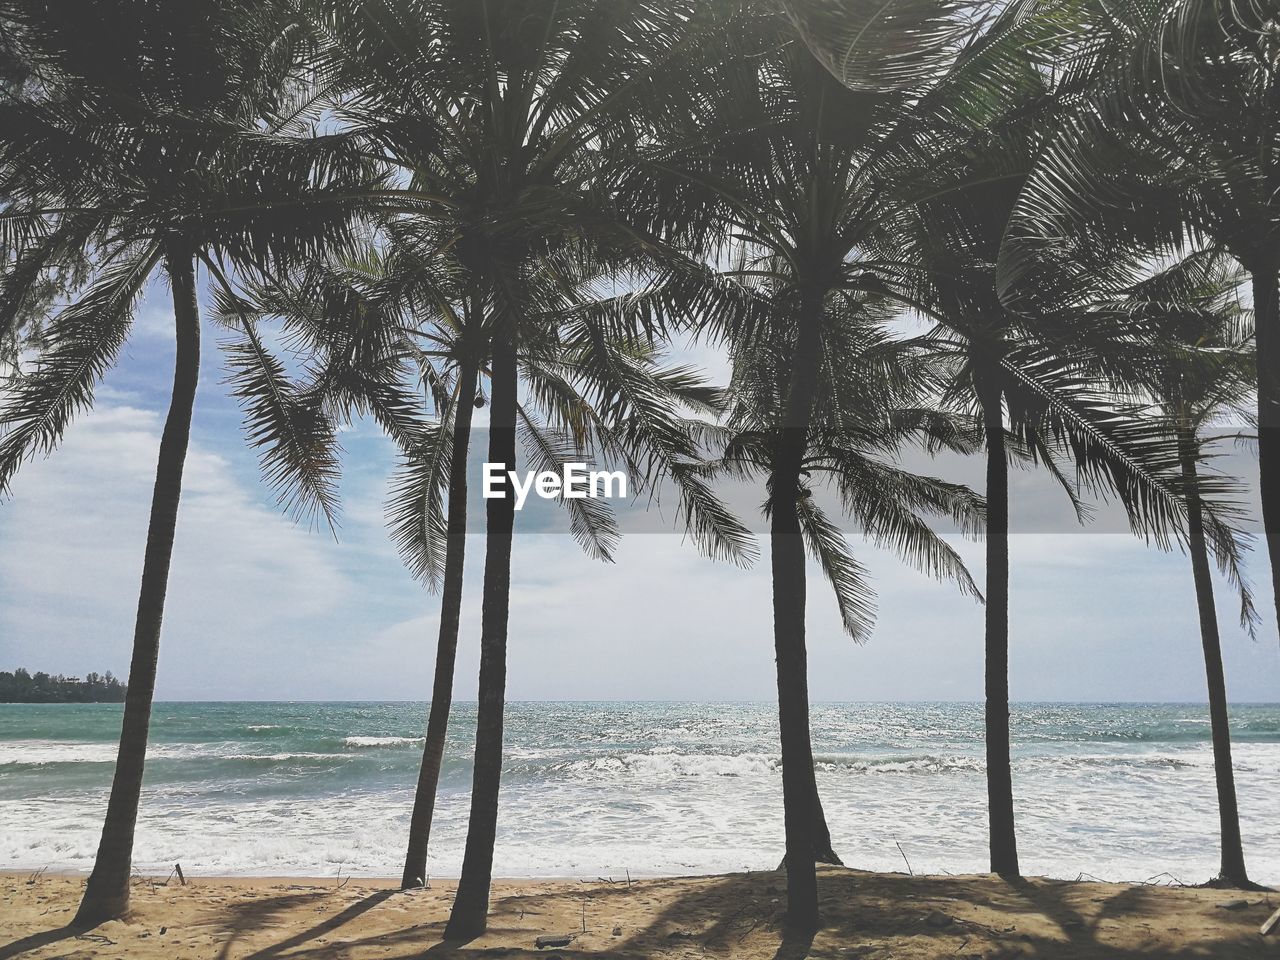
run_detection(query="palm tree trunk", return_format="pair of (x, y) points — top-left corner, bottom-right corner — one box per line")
(445, 330), (517, 940)
(808, 788), (842, 865)
(1251, 266), (1280, 640)
(401, 359), (479, 890)
(771, 500), (820, 929)
(777, 770), (841, 870)
(770, 292), (827, 931)
(976, 372), (1019, 879)
(1178, 424), (1250, 886)
(74, 248), (201, 928)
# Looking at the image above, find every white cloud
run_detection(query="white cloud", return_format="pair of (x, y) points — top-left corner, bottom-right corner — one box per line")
(0, 402), (354, 696)
(2, 402), (1276, 704)
(131, 302), (176, 341)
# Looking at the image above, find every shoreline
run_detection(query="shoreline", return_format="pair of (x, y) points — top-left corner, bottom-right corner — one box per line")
(0, 866), (1263, 885)
(3, 866), (1273, 958)
(8, 702), (1279, 890)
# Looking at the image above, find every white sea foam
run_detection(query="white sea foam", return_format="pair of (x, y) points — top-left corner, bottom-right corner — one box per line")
(550, 751), (780, 779)
(222, 752), (348, 762)
(0, 740), (214, 765)
(0, 740), (120, 765)
(3, 702), (1279, 884)
(343, 736), (424, 748)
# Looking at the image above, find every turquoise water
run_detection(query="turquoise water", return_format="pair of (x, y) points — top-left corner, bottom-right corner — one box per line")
(2, 701), (1279, 883)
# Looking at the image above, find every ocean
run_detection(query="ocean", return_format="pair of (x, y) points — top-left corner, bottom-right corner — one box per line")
(2, 701), (1278, 885)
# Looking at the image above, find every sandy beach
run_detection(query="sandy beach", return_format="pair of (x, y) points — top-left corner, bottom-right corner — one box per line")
(2, 866), (1274, 959)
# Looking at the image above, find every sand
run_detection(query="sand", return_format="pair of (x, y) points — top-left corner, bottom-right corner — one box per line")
(1, 866), (1275, 959)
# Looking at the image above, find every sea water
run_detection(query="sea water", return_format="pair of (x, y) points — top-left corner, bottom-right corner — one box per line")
(2, 701), (1278, 884)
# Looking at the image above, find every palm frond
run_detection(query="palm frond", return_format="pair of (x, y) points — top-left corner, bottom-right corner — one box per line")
(222, 315), (342, 530)
(385, 406), (453, 590)
(796, 493), (878, 641)
(0, 247), (155, 492)
(516, 406), (620, 563)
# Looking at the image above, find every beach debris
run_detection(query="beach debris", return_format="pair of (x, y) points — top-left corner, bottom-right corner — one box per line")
(1215, 899), (1249, 911)
(1142, 872), (1188, 887)
(175, 863), (186, 886)
(534, 934), (575, 949)
(612, 925), (623, 937)
(159, 926), (167, 936)
(1261, 905), (1280, 936)
(131, 868), (159, 892)
(26, 866), (47, 885)
(75, 933), (116, 945)
(895, 838), (914, 876)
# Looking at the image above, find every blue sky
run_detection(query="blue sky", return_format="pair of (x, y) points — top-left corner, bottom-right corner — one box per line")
(1, 277), (1278, 702)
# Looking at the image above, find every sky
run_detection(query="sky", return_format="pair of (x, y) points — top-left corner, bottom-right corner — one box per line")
(1, 278), (1278, 703)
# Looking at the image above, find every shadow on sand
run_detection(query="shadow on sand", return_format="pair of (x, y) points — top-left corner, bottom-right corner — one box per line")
(2, 868), (1270, 959)
(211, 871), (1268, 960)
(216, 888), (397, 960)
(0, 925), (78, 960)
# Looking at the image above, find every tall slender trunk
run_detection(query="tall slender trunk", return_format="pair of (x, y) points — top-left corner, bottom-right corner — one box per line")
(1178, 422), (1250, 886)
(976, 372), (1018, 879)
(808, 788), (842, 865)
(74, 248), (201, 927)
(401, 359), (479, 890)
(445, 328), (517, 940)
(771, 292), (826, 931)
(1251, 266), (1280, 639)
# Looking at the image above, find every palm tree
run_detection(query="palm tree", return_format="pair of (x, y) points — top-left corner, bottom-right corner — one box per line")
(880, 89), (1048, 878)
(1000, 0), (1280, 636)
(226, 227), (743, 909)
(874, 28), (1246, 877)
(386, 252), (486, 893)
(779, 0), (1140, 880)
(622, 6), (995, 921)
(216, 233), (487, 892)
(1111, 250), (1260, 887)
(0, 0), (380, 925)
(637, 0), (1133, 917)
(708, 302), (986, 896)
(307, 0), (749, 935)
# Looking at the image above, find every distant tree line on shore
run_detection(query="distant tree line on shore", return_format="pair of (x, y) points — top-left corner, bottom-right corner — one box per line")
(0, 668), (126, 703)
